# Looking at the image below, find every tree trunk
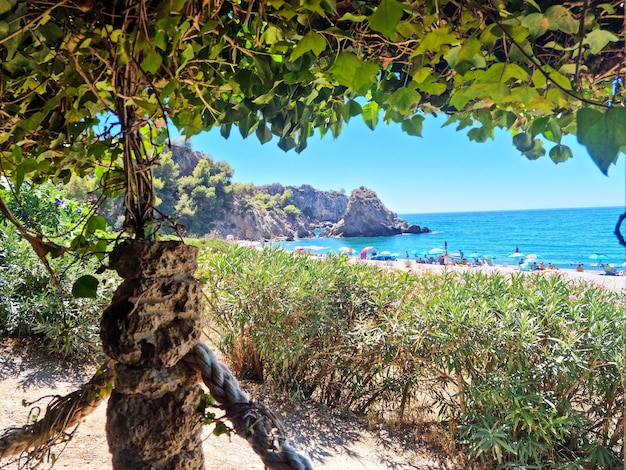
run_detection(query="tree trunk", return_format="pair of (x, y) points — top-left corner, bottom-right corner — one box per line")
(100, 240), (205, 469)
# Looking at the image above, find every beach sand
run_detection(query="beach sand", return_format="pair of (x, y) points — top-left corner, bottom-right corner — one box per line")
(356, 258), (626, 292)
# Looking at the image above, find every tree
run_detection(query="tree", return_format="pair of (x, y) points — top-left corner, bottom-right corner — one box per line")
(0, 0), (624, 468)
(153, 152), (181, 219)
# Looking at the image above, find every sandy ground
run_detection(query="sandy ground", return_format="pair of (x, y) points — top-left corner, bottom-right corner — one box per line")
(361, 258), (626, 292)
(0, 339), (462, 470)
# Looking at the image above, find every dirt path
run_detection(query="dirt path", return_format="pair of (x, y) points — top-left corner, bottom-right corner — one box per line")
(0, 340), (462, 470)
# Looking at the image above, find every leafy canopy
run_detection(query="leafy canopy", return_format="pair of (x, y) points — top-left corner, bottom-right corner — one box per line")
(0, 0), (624, 238)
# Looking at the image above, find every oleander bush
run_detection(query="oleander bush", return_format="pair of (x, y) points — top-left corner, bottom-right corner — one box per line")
(200, 245), (625, 469)
(0, 182), (113, 357)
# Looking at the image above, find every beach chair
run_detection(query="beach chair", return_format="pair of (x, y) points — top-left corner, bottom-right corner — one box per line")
(603, 264), (617, 276)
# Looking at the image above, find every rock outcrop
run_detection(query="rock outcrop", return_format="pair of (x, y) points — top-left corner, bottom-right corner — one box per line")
(208, 185), (429, 241)
(325, 187), (430, 238)
(261, 184), (348, 224)
(208, 198), (314, 241)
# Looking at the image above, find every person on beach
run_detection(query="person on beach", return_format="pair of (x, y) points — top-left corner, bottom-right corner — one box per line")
(577, 264), (584, 272)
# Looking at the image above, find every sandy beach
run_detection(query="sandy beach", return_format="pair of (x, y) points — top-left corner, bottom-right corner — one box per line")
(355, 258), (626, 292)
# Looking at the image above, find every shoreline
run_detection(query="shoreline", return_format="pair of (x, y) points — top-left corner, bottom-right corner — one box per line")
(353, 258), (626, 292)
(238, 240), (626, 292)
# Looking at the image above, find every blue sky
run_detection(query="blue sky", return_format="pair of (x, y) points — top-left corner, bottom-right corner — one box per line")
(184, 114), (626, 214)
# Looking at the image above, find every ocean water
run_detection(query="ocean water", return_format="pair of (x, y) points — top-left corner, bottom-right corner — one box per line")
(272, 207), (626, 272)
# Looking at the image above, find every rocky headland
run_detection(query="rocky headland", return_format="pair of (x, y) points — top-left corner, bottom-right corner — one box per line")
(159, 145), (431, 241)
(209, 184), (430, 241)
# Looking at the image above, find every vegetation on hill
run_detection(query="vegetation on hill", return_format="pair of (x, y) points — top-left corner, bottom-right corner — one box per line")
(61, 144), (312, 236)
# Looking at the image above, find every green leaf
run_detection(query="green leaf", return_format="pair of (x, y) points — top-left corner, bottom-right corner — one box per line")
(549, 144), (573, 163)
(445, 38), (485, 74)
(290, 31), (326, 61)
(338, 12), (367, 22)
(369, 0), (404, 37)
(414, 27), (458, 55)
(212, 420), (229, 436)
(412, 67), (431, 84)
(140, 49), (163, 74)
(72, 275), (99, 299)
(220, 123), (232, 139)
(546, 67), (572, 91)
(545, 5), (578, 34)
(513, 132), (534, 152)
(361, 102), (379, 130)
(255, 122), (273, 144)
(577, 107), (626, 175)
(583, 29), (619, 54)
(16, 159), (38, 191)
(401, 115), (424, 137)
(0, 0), (15, 16)
(86, 215), (107, 235)
(387, 88), (421, 114)
(522, 138), (546, 160)
(182, 44), (194, 61)
(341, 99), (362, 122)
(522, 13), (549, 39)
(467, 126), (492, 143)
(330, 52), (379, 94)
(277, 135), (296, 151)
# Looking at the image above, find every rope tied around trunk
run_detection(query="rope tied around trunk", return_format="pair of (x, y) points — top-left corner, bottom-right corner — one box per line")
(0, 341), (313, 470)
(184, 341), (313, 470)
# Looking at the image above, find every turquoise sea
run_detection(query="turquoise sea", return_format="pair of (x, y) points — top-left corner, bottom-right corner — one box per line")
(273, 207), (626, 272)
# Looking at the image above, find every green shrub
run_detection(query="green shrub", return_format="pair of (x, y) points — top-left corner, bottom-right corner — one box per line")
(0, 182), (113, 357)
(200, 246), (625, 469)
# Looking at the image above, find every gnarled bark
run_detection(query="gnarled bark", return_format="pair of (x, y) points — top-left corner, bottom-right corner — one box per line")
(101, 240), (204, 469)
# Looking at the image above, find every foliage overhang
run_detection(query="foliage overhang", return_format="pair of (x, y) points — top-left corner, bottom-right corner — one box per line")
(0, 0), (625, 237)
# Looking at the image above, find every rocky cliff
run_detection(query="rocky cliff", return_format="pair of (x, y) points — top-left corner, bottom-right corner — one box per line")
(262, 184), (348, 223)
(208, 197), (314, 241)
(208, 185), (430, 241)
(324, 187), (430, 238)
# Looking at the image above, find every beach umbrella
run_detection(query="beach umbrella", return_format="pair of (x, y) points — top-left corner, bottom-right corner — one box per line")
(589, 253), (609, 261)
(526, 253), (543, 260)
(468, 252), (482, 258)
(338, 246), (353, 254)
(380, 250), (393, 255)
(449, 252), (463, 258)
(428, 248), (445, 255)
(508, 252), (525, 258)
(360, 246), (374, 259)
